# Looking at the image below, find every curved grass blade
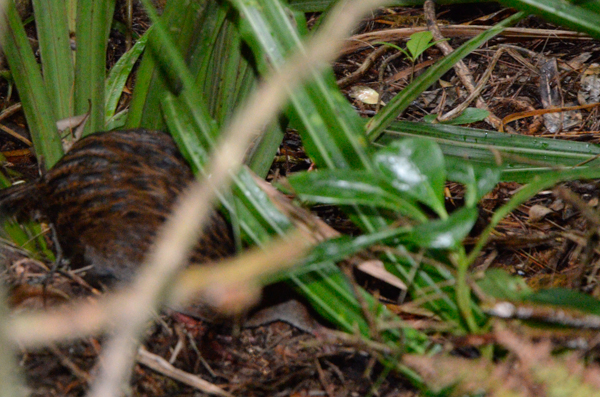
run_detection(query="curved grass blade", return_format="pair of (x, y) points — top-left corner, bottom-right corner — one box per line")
(105, 29), (150, 123)
(499, 0), (600, 40)
(468, 164), (600, 265)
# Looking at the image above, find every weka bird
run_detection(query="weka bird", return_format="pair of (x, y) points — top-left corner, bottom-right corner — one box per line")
(0, 129), (234, 283)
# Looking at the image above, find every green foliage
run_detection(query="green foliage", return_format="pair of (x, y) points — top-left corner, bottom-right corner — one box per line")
(379, 121), (600, 183)
(105, 29), (150, 128)
(406, 31), (436, 62)
(282, 169), (429, 221)
(0, 173), (53, 260)
(499, 0), (600, 39)
(5, 0), (600, 393)
(477, 269), (533, 301)
(0, 1), (63, 168)
(287, 137), (491, 332)
(374, 139), (447, 218)
(143, 0), (432, 357)
(74, 0), (117, 136)
(376, 32), (449, 82)
(377, 31), (442, 64)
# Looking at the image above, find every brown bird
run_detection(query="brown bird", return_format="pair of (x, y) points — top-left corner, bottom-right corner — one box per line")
(0, 129), (234, 284)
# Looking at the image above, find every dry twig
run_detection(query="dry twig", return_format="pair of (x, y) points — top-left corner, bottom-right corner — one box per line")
(423, 0), (502, 129)
(137, 347), (233, 397)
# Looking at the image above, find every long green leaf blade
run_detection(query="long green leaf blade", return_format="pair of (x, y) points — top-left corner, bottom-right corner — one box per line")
(380, 121), (600, 182)
(127, 0), (220, 134)
(230, 0), (373, 170)
(500, 0), (600, 39)
(74, 0), (116, 135)
(0, 1), (62, 168)
(32, 0), (74, 120)
(105, 29), (150, 123)
(286, 169), (428, 221)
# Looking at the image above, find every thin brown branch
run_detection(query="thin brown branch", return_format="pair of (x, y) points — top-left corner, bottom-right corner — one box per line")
(424, 0), (502, 129)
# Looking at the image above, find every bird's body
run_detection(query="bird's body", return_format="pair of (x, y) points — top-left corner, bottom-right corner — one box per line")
(0, 129), (234, 283)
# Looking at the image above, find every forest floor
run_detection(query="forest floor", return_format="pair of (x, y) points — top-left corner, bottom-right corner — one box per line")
(3, 2), (600, 396)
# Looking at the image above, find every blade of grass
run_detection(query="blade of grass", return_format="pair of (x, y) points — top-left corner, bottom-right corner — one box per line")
(105, 28), (150, 123)
(0, 173), (54, 260)
(187, 6), (284, 178)
(230, 0), (374, 170)
(190, 2), (255, 126)
(0, 1), (62, 168)
(74, 0), (116, 136)
(380, 121), (600, 182)
(126, 0), (219, 132)
(499, 0), (600, 39)
(245, 121), (285, 178)
(31, 0), (74, 120)
(0, 220), (54, 261)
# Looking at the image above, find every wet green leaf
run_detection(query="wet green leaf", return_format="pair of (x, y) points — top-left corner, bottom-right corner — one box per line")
(374, 138), (447, 218)
(406, 31), (433, 61)
(478, 269), (533, 301)
(446, 158), (501, 207)
(405, 207), (477, 249)
(286, 169), (427, 222)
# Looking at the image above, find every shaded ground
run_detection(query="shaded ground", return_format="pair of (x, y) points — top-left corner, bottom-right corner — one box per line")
(5, 255), (412, 396)
(3, 2), (600, 396)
